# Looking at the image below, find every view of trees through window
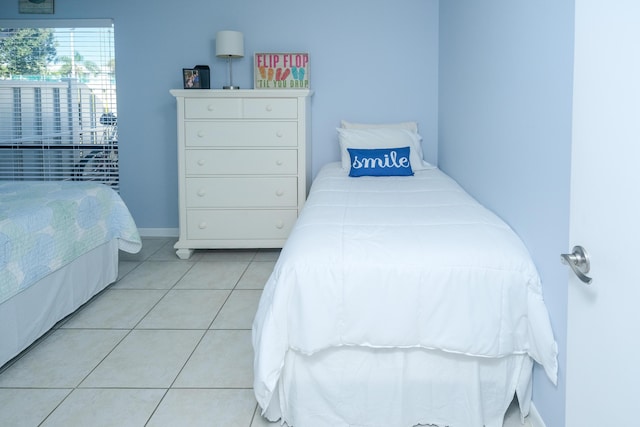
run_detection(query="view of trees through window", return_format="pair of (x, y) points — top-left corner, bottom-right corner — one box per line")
(0, 21), (119, 189)
(0, 28), (56, 76)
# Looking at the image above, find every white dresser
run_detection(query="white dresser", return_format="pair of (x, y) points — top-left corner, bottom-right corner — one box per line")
(170, 89), (313, 259)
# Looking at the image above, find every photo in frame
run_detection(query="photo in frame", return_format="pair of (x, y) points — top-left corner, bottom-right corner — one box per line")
(182, 65), (210, 89)
(254, 53), (309, 89)
(19, 0), (54, 14)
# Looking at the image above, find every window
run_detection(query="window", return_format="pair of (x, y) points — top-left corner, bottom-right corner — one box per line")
(0, 19), (119, 189)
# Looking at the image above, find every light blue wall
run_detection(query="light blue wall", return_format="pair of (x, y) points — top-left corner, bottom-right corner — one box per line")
(0, 0), (439, 231)
(438, 1), (574, 426)
(2, 0), (573, 424)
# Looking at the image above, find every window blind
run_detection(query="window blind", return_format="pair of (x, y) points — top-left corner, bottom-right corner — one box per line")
(0, 20), (119, 190)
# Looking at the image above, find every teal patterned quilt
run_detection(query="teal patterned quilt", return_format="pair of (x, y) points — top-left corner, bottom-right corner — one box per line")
(0, 181), (142, 305)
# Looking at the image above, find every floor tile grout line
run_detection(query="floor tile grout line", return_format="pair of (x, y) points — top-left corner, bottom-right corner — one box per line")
(37, 388), (75, 427)
(163, 327), (210, 392)
(115, 256), (145, 281)
(250, 402), (262, 427)
(126, 253), (196, 331)
(71, 327), (136, 390)
(143, 388), (171, 427)
(203, 259), (251, 330)
(235, 260), (254, 292)
(206, 290), (234, 330)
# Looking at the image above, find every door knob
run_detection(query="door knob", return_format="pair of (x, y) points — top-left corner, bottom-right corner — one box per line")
(561, 245), (593, 284)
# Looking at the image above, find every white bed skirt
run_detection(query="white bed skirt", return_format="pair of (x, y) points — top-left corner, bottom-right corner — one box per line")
(0, 239), (119, 368)
(261, 346), (533, 427)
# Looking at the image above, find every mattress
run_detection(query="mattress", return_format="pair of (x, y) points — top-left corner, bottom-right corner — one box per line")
(252, 162), (558, 414)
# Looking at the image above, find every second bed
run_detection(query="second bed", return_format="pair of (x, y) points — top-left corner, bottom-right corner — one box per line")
(253, 158), (557, 427)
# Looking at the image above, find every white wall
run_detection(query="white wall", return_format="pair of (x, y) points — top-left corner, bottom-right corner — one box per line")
(438, 1), (574, 426)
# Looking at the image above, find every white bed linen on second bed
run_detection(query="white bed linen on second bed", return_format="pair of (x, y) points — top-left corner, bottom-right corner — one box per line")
(253, 162), (558, 412)
(264, 347), (533, 427)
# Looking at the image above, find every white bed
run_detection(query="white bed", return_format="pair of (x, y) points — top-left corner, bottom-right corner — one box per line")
(0, 181), (141, 368)
(252, 158), (558, 427)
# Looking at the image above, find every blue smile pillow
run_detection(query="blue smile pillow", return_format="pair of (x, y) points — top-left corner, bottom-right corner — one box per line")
(347, 146), (414, 177)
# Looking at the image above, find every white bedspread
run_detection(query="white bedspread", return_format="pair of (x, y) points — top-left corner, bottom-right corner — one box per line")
(252, 162), (558, 409)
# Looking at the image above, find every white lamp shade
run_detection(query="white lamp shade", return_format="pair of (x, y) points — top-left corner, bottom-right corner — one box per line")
(216, 31), (244, 58)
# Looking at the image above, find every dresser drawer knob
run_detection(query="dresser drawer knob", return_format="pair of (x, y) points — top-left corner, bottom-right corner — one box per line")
(197, 189), (206, 197)
(276, 159), (283, 166)
(197, 130), (205, 138)
(266, 105), (273, 112)
(276, 131), (283, 138)
(199, 222), (208, 229)
(275, 190), (284, 197)
(207, 104), (215, 111)
(197, 159), (205, 166)
(275, 220), (284, 229)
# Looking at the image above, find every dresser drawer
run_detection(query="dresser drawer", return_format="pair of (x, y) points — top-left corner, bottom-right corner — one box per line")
(185, 121), (297, 147)
(243, 98), (297, 119)
(185, 98), (242, 119)
(186, 209), (297, 240)
(186, 177), (297, 207)
(185, 149), (297, 175)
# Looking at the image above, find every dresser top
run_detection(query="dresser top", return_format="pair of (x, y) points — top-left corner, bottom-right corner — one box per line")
(170, 89), (313, 98)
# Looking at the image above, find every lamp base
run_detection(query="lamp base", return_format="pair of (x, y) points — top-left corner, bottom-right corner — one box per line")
(222, 85), (240, 90)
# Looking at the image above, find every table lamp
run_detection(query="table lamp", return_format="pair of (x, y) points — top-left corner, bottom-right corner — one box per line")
(216, 30), (244, 89)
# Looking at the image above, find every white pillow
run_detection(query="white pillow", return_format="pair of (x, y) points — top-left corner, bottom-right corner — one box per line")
(340, 120), (427, 164)
(340, 120), (418, 133)
(337, 127), (429, 171)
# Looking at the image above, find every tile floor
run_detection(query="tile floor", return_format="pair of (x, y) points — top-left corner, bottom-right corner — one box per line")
(0, 238), (530, 427)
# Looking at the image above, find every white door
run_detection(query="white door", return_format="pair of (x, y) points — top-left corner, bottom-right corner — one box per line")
(566, 0), (640, 425)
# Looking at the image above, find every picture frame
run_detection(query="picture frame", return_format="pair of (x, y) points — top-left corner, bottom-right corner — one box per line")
(254, 53), (309, 90)
(182, 66), (210, 89)
(19, 0), (54, 14)
(183, 69), (201, 89)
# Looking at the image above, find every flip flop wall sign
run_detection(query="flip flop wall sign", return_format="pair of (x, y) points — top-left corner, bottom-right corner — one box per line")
(254, 53), (309, 89)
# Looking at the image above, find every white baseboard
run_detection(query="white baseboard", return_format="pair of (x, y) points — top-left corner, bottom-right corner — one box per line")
(529, 403), (547, 427)
(137, 228), (179, 238)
